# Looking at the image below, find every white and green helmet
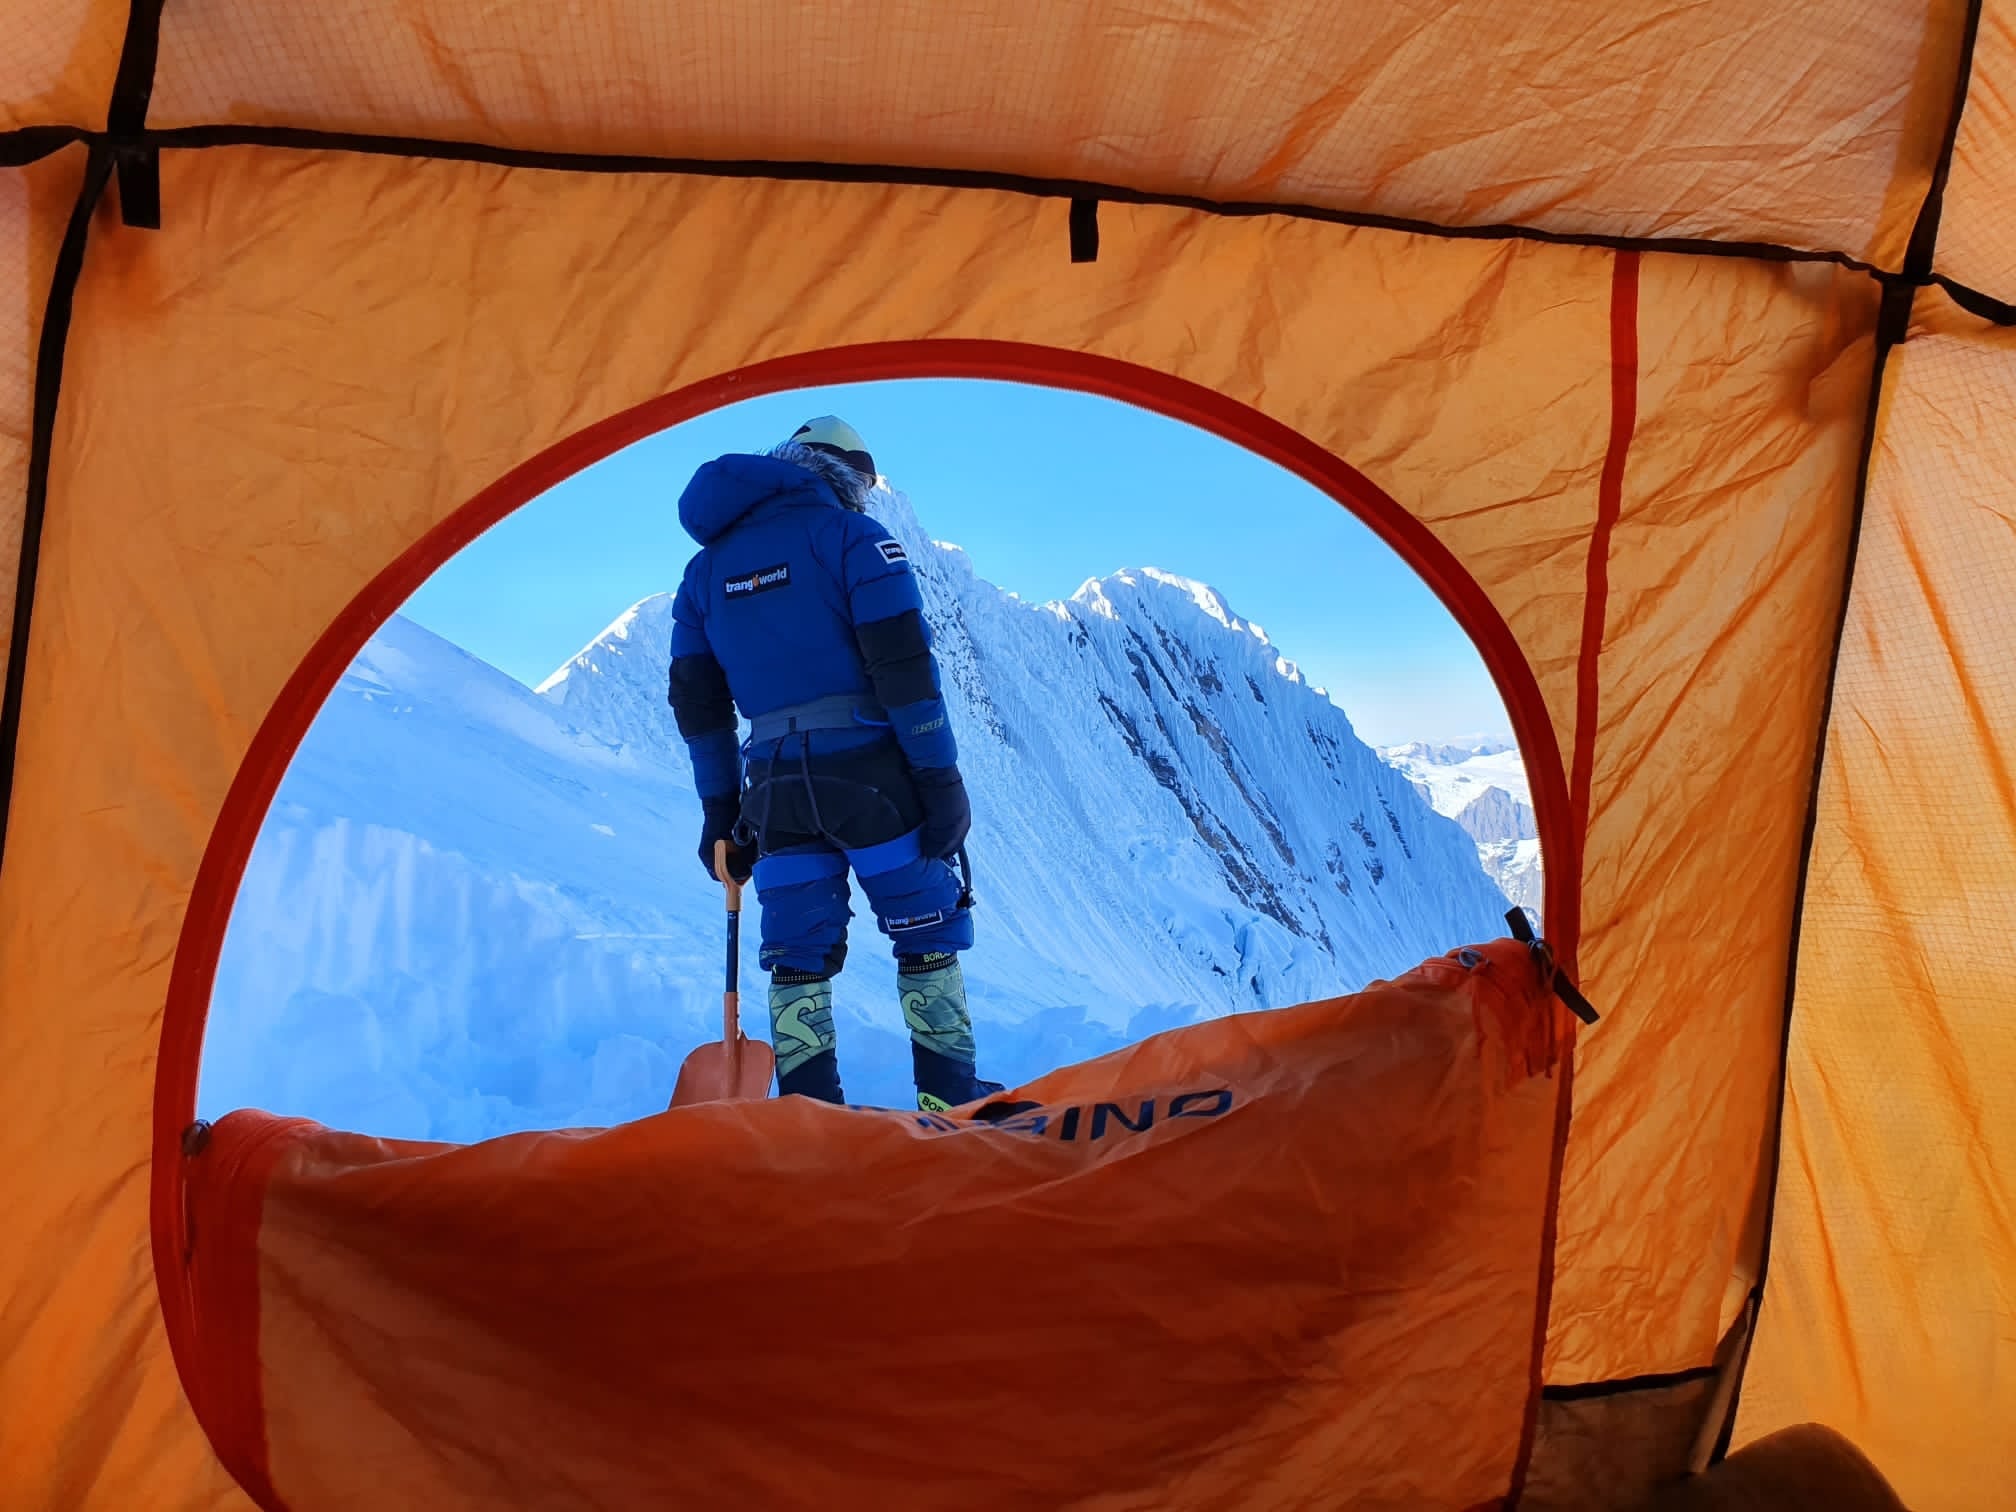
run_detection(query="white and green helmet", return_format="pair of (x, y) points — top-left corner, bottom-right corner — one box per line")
(789, 415), (876, 481)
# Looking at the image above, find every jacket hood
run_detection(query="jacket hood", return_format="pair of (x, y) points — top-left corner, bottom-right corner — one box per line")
(676, 452), (843, 546)
(767, 439), (878, 511)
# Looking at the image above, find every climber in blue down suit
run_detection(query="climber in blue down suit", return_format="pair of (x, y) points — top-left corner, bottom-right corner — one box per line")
(666, 416), (1004, 1112)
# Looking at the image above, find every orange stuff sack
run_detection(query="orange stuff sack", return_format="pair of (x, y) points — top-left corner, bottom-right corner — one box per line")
(178, 939), (1572, 1510)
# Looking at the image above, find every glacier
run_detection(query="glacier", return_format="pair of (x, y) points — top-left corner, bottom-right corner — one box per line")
(204, 479), (1520, 1138)
(1379, 738), (1544, 920)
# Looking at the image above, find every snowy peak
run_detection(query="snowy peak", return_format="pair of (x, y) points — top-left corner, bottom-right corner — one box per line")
(1452, 785), (1538, 846)
(1071, 568), (1283, 649)
(536, 595), (679, 698)
(855, 481), (1505, 999)
(534, 594), (686, 764)
(343, 613), (659, 779)
(1072, 569), (1259, 640)
(1064, 568), (1314, 710)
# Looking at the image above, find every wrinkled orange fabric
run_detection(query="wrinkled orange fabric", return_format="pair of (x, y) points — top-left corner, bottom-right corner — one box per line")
(1550, 257), (1879, 1379)
(1734, 296), (2016, 1512)
(0, 1), (121, 131)
(142, 0), (1964, 263)
(1937, 0), (2016, 298)
(1, 6), (2010, 1507)
(0, 147), (87, 701)
(180, 943), (1569, 1510)
(0, 148), (1604, 1509)
(0, 145), (1892, 1507)
(0, 168), (30, 684)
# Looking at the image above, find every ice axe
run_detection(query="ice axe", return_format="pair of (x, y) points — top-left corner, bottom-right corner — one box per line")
(670, 840), (775, 1107)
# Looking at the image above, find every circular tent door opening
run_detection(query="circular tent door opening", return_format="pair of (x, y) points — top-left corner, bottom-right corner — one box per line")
(191, 363), (1556, 1139)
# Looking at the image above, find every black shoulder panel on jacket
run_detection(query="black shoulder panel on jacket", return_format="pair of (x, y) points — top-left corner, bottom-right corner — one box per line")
(668, 652), (737, 738)
(855, 609), (939, 708)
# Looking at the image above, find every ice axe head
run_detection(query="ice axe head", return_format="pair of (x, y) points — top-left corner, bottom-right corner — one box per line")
(713, 838), (744, 909)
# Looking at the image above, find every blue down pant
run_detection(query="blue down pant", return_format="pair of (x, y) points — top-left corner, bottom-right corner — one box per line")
(738, 735), (974, 975)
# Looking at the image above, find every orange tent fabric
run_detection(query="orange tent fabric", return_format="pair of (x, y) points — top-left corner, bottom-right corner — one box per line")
(1938, 1), (2016, 293)
(1733, 292), (2016, 1512)
(181, 944), (1566, 1509)
(136, 0), (1964, 259)
(0, 146), (85, 695)
(2, 4), (2012, 1510)
(0, 4), (119, 132)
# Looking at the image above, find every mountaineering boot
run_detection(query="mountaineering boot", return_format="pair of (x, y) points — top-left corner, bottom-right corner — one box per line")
(769, 970), (844, 1103)
(899, 953), (1005, 1112)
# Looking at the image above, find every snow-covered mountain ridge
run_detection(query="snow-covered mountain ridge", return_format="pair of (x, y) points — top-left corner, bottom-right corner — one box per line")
(205, 478), (1516, 1136)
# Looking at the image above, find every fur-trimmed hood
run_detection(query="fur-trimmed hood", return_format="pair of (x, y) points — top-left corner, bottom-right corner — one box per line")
(767, 438), (878, 511)
(675, 443), (877, 547)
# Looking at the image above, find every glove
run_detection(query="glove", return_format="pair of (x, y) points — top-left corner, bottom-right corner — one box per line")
(698, 794), (755, 883)
(910, 765), (972, 860)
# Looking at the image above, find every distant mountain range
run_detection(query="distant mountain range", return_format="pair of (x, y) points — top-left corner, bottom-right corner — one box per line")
(1378, 738), (1543, 920)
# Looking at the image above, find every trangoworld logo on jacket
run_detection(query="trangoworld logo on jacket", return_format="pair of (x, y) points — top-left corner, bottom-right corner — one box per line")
(723, 562), (791, 598)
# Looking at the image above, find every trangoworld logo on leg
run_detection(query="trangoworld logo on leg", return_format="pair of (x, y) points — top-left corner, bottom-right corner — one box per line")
(723, 562), (791, 599)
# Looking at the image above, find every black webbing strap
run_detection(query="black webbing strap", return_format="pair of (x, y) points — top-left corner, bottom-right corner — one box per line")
(107, 0), (168, 228)
(1069, 197), (1100, 262)
(1506, 908), (1600, 1025)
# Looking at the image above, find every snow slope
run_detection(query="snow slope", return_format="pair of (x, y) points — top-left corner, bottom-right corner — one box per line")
(205, 480), (1513, 1136)
(1380, 739), (1544, 919)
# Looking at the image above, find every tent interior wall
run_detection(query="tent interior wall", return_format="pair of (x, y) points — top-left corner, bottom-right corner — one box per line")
(1, 3), (2011, 1510)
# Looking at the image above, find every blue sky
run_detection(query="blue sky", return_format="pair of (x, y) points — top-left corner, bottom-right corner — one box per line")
(401, 379), (1508, 748)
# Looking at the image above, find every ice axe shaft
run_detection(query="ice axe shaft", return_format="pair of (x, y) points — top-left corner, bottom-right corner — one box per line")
(718, 840), (742, 1028)
(668, 840), (774, 1107)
